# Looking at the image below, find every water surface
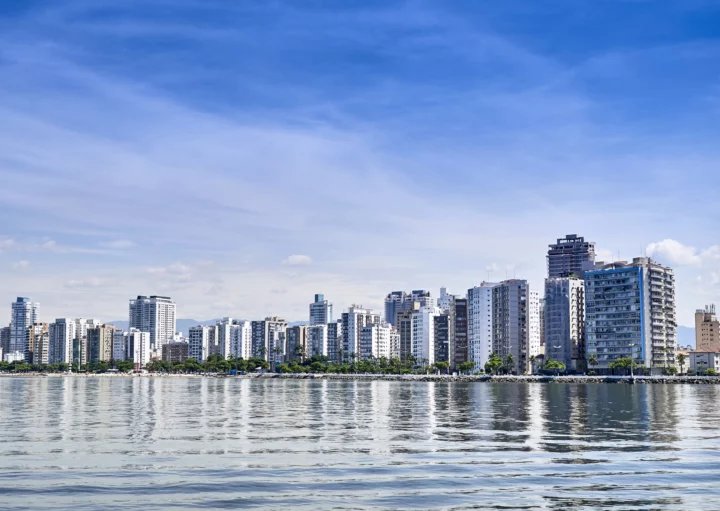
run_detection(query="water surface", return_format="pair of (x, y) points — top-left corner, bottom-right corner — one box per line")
(1, 377), (719, 510)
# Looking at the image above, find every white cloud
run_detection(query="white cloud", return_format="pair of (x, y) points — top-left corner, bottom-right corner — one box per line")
(646, 239), (702, 266)
(12, 260), (30, 270)
(65, 278), (111, 288)
(101, 240), (135, 249)
(282, 255), (312, 266)
(146, 263), (192, 275)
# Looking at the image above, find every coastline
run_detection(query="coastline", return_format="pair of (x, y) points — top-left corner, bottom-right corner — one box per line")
(1, 373), (719, 384)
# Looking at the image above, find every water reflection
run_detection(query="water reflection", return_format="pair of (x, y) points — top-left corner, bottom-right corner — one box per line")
(0, 377), (718, 510)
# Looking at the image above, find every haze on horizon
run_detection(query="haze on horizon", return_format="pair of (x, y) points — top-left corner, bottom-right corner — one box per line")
(1, 1), (719, 327)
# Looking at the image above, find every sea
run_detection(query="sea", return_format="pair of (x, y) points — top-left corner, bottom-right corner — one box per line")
(1, 377), (719, 510)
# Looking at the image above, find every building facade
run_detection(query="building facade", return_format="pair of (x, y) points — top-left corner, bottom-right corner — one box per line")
(87, 325), (116, 364)
(547, 234), (596, 278)
(112, 330), (128, 361)
(230, 321), (252, 359)
(695, 305), (720, 352)
(251, 317), (287, 361)
(689, 352), (720, 374)
(341, 306), (380, 361)
(449, 298), (469, 368)
(286, 325), (308, 362)
(384, 290), (434, 326)
(27, 323), (49, 365)
(467, 284), (496, 372)
(492, 280), (535, 374)
(127, 328), (151, 367)
(128, 295), (177, 348)
(49, 318), (76, 365)
(584, 257), (676, 373)
(411, 306), (441, 366)
(544, 277), (585, 371)
(326, 320), (341, 362)
(10, 297), (39, 356)
(434, 314), (449, 363)
(307, 324), (328, 358)
(360, 322), (395, 360)
(309, 294), (333, 325)
(162, 342), (189, 364)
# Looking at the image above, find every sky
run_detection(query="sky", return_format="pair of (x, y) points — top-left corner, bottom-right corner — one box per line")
(1, 0), (719, 327)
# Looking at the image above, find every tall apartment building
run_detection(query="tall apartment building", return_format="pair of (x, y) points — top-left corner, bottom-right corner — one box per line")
(437, 288), (458, 313)
(467, 284), (496, 372)
(547, 234), (596, 278)
(309, 294), (333, 325)
(0, 327), (9, 359)
(73, 318), (101, 366)
(492, 280), (538, 374)
(112, 330), (128, 361)
(162, 342), (189, 364)
(251, 317), (287, 361)
(341, 306), (380, 361)
(87, 325), (116, 364)
(696, 305), (720, 352)
(434, 314), (449, 363)
(49, 319), (76, 365)
(384, 290), (433, 326)
(411, 306), (441, 366)
(10, 297), (39, 356)
(307, 324), (328, 358)
(544, 277), (585, 370)
(396, 302), (420, 361)
(128, 295), (177, 348)
(215, 318), (235, 359)
(286, 325), (308, 362)
(327, 320), (341, 362)
(127, 328), (151, 367)
(230, 320), (252, 359)
(584, 257), (676, 373)
(188, 325), (212, 362)
(449, 297), (469, 368)
(27, 323), (49, 365)
(360, 322), (395, 360)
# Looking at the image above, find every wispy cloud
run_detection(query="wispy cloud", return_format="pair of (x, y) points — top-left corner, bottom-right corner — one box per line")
(282, 255), (312, 266)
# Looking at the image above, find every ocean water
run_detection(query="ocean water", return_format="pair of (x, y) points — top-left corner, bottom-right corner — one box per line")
(1, 377), (719, 510)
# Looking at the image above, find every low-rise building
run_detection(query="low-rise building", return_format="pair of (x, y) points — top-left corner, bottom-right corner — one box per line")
(689, 352), (720, 375)
(162, 342), (189, 364)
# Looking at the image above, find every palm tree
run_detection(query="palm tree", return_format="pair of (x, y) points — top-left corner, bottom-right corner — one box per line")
(258, 346), (267, 361)
(529, 355), (537, 375)
(677, 353), (687, 375)
(504, 354), (515, 375)
(588, 353), (598, 374)
(273, 346), (283, 370)
(337, 347), (344, 365)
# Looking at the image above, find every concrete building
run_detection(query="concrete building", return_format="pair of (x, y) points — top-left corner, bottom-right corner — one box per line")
(188, 325), (212, 362)
(128, 295), (177, 348)
(544, 277), (585, 371)
(10, 297), (39, 356)
(411, 306), (441, 366)
(396, 302), (419, 362)
(434, 314), (449, 363)
(112, 330), (128, 361)
(49, 319), (76, 365)
(87, 325), (116, 364)
(215, 318), (234, 359)
(449, 298), (469, 368)
(585, 257), (676, 374)
(309, 294), (333, 325)
(529, 290), (542, 360)
(162, 342), (189, 364)
(437, 288), (458, 313)
(360, 321), (395, 360)
(468, 284), (496, 372)
(73, 318), (101, 365)
(307, 324), (328, 358)
(127, 328), (151, 367)
(547, 234), (596, 278)
(3, 351), (24, 363)
(0, 327), (9, 359)
(286, 325), (308, 362)
(384, 290), (434, 326)
(492, 280), (536, 374)
(695, 305), (720, 352)
(27, 322), (49, 365)
(230, 321), (252, 360)
(689, 352), (720, 374)
(341, 306), (380, 362)
(327, 320), (341, 362)
(251, 317), (287, 362)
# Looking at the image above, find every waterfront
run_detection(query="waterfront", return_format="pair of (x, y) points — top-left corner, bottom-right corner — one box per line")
(1, 378), (720, 510)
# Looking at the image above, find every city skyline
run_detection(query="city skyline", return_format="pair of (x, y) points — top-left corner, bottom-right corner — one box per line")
(1, 2), (719, 326)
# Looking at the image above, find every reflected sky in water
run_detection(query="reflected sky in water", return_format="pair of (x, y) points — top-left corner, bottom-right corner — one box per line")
(1, 378), (719, 510)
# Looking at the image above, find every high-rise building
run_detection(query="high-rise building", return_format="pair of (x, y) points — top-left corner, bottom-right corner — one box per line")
(10, 297), (39, 356)
(0, 327), (10, 359)
(309, 294), (333, 325)
(251, 317), (287, 361)
(396, 304), (419, 362)
(162, 342), (189, 364)
(73, 318), (101, 366)
(449, 297), (469, 368)
(437, 288), (458, 313)
(411, 306), (441, 366)
(384, 290), (434, 326)
(341, 306), (380, 361)
(492, 280), (537, 374)
(585, 257), (676, 373)
(326, 320), (341, 362)
(544, 277), (585, 370)
(49, 319), (76, 365)
(467, 284), (497, 372)
(696, 305), (720, 352)
(434, 314), (449, 363)
(230, 320), (252, 359)
(112, 330), (128, 361)
(188, 325), (212, 362)
(307, 324), (328, 358)
(547, 234), (596, 278)
(128, 295), (177, 348)
(215, 318), (234, 359)
(360, 322), (395, 360)
(87, 325), (117, 364)
(127, 328), (151, 367)
(27, 323), (49, 365)
(286, 325), (308, 362)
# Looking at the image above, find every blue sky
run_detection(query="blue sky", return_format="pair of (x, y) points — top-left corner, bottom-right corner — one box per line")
(1, 0), (719, 327)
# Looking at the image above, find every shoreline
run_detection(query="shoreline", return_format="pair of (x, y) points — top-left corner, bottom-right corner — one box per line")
(1, 373), (719, 384)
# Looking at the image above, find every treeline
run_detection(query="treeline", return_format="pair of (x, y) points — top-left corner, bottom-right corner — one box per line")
(0, 359), (135, 373)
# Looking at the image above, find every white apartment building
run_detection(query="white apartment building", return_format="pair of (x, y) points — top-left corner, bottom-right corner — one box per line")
(216, 318), (233, 359)
(4, 351), (25, 363)
(127, 328), (151, 367)
(360, 322), (395, 360)
(112, 330), (128, 361)
(468, 283), (497, 372)
(10, 297), (39, 356)
(529, 290), (541, 359)
(49, 319), (76, 365)
(341, 306), (380, 360)
(411, 306), (441, 365)
(230, 321), (252, 359)
(309, 294), (333, 325)
(437, 287), (458, 313)
(251, 317), (287, 361)
(128, 295), (177, 348)
(544, 277), (585, 370)
(188, 325), (212, 362)
(307, 324), (328, 357)
(28, 323), (50, 365)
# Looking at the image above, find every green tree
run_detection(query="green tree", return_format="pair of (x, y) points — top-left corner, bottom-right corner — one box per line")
(435, 361), (450, 375)
(504, 354), (515, 375)
(484, 353), (503, 375)
(609, 357), (637, 376)
(544, 358), (566, 376)
(706, 368), (718, 376)
(588, 353), (598, 373)
(677, 353), (687, 375)
(457, 361), (475, 375)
